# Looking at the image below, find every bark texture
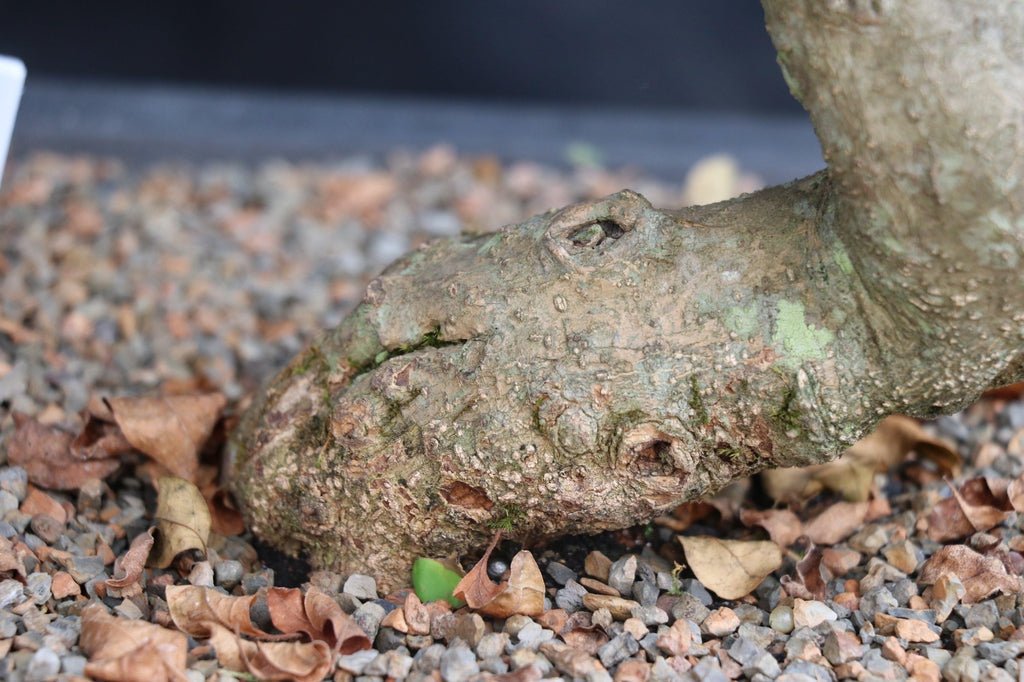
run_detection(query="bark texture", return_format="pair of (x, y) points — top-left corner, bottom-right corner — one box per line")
(229, 0), (1024, 588)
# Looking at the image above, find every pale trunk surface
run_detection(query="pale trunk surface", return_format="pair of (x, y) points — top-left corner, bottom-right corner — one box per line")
(229, 0), (1024, 589)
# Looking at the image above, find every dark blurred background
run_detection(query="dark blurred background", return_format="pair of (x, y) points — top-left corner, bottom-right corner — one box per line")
(0, 2), (796, 113)
(0, 2), (821, 178)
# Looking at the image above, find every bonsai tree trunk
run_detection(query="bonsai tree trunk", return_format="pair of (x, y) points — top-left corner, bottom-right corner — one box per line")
(229, 0), (1024, 588)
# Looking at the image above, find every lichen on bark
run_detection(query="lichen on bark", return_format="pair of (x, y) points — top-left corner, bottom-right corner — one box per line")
(229, 0), (1024, 588)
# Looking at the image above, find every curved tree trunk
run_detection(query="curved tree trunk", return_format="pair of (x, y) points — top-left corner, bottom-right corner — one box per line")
(229, 0), (1024, 589)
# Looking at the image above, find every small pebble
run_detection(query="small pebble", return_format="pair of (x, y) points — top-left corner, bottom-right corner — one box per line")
(26, 572), (52, 605)
(0, 467), (28, 501)
(702, 607), (740, 637)
(344, 574), (379, 600)
(439, 644), (479, 682)
(792, 599), (837, 629)
(25, 647), (60, 682)
(546, 560), (577, 586)
(598, 633), (639, 668)
(353, 602), (386, 641)
(608, 555), (637, 597)
(213, 559), (244, 588)
(188, 561), (215, 587)
(0, 578), (25, 608)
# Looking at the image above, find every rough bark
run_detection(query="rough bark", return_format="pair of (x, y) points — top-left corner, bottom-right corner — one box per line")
(228, 0), (1024, 589)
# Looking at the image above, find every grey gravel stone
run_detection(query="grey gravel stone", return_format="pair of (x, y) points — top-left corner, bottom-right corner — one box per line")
(26, 572), (51, 605)
(375, 626), (407, 652)
(213, 559), (244, 588)
(671, 593), (711, 624)
(546, 560), (577, 586)
(241, 569), (274, 594)
(63, 555), (106, 584)
(353, 601), (387, 641)
(364, 650), (414, 678)
(439, 644), (480, 682)
(0, 612), (18, 638)
(920, 646), (953, 667)
(0, 578), (24, 608)
(0, 490), (19, 516)
(634, 579), (660, 607)
(681, 579), (714, 607)
(598, 632), (639, 668)
(944, 652), (981, 682)
(61, 655), (87, 675)
(555, 579), (588, 612)
(0, 467), (28, 501)
(976, 640), (1024, 664)
(344, 573), (379, 600)
(889, 577), (918, 605)
(631, 604), (669, 626)
(510, 649), (552, 674)
(859, 586), (898, 622)
(412, 643), (445, 672)
(964, 601), (999, 630)
(503, 614), (534, 638)
(889, 607), (936, 623)
(482, 657), (511, 676)
(728, 636), (765, 667)
(861, 649), (902, 679)
(747, 652), (781, 679)
(684, 657), (729, 682)
(26, 647), (61, 682)
(514, 621), (554, 649)
(337, 649), (380, 675)
(476, 632), (509, 659)
(651, 656), (683, 682)
(608, 555), (637, 597)
(781, 658), (834, 682)
(737, 622), (776, 649)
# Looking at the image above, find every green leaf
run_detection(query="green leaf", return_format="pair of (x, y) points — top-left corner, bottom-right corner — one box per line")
(412, 558), (465, 607)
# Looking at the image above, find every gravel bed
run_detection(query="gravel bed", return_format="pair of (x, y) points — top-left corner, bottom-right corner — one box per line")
(0, 150), (1023, 682)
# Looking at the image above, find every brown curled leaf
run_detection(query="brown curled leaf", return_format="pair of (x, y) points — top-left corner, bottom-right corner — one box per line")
(80, 603), (187, 682)
(6, 414), (120, 490)
(106, 527), (155, 589)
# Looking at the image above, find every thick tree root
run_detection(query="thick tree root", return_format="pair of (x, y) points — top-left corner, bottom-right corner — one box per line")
(229, 0), (1024, 589)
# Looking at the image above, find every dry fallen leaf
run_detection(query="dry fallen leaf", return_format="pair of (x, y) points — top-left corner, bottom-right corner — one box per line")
(454, 537), (545, 618)
(107, 527), (155, 589)
(195, 464), (246, 536)
(919, 544), (1024, 604)
(70, 414), (135, 461)
(150, 477), (211, 569)
(927, 477), (1015, 542)
(739, 508), (804, 547)
(105, 392), (226, 482)
(453, 534), (504, 609)
(678, 536), (782, 600)
(803, 501), (870, 545)
(166, 585), (269, 638)
(476, 550), (545, 618)
(781, 545), (830, 600)
(762, 415), (959, 503)
(266, 587), (371, 654)
(206, 622), (333, 682)
(80, 603), (187, 682)
(1008, 474), (1024, 512)
(6, 413), (120, 490)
